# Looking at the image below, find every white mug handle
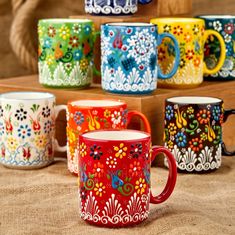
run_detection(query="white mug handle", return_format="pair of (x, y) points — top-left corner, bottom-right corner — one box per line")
(54, 105), (67, 152)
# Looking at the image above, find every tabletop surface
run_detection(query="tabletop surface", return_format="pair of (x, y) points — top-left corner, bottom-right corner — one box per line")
(0, 156), (234, 235)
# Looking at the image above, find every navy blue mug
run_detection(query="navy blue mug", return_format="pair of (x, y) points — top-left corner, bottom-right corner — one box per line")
(101, 23), (180, 94)
(85, 0), (152, 16)
(198, 15), (235, 80)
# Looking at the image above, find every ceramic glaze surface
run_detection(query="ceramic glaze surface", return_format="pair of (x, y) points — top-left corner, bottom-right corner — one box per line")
(38, 19), (96, 88)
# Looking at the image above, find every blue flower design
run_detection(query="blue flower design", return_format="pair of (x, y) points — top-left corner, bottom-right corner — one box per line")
(165, 105), (174, 120)
(73, 50), (83, 61)
(212, 106), (221, 121)
(74, 111), (84, 125)
(84, 25), (92, 35)
(44, 120), (52, 134)
(0, 122), (4, 136)
(175, 132), (187, 147)
(17, 124), (31, 139)
(43, 37), (52, 49)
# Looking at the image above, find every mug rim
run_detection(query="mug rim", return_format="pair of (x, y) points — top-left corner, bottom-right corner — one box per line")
(80, 129), (150, 142)
(166, 96), (223, 105)
(197, 15), (235, 20)
(103, 22), (155, 27)
(151, 17), (205, 24)
(38, 18), (93, 24)
(67, 99), (127, 108)
(0, 91), (55, 101)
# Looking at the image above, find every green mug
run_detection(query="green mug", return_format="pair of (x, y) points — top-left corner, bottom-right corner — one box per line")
(38, 19), (98, 88)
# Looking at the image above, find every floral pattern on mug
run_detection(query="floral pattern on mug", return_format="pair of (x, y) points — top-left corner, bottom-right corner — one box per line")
(38, 19), (96, 88)
(164, 101), (223, 172)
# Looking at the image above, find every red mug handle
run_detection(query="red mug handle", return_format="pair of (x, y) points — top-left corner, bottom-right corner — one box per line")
(150, 146), (177, 204)
(127, 111), (151, 134)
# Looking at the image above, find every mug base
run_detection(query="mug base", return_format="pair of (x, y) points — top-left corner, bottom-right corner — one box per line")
(41, 84), (91, 89)
(158, 83), (201, 89)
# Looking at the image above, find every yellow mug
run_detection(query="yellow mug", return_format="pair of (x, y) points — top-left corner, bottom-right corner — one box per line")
(151, 18), (226, 88)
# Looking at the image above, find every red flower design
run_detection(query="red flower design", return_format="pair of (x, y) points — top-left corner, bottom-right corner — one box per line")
(186, 49), (194, 60)
(173, 26), (183, 36)
(189, 138), (203, 152)
(69, 36), (79, 48)
(197, 109), (211, 124)
(129, 161), (141, 177)
(194, 57), (201, 67)
(93, 162), (104, 178)
(224, 23), (234, 34)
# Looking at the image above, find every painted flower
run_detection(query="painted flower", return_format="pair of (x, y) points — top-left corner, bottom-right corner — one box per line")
(42, 106), (51, 118)
(129, 161), (141, 177)
(158, 48), (166, 61)
(15, 108), (27, 121)
(130, 143), (142, 158)
(80, 186), (87, 201)
(34, 135), (47, 148)
(93, 162), (104, 178)
(187, 106), (194, 118)
(194, 57), (201, 67)
(59, 25), (70, 40)
(79, 142), (87, 157)
(189, 137), (203, 152)
(69, 36), (79, 48)
(224, 23), (234, 34)
(111, 111), (121, 125)
(64, 63), (72, 72)
(165, 105), (174, 120)
(167, 140), (174, 149)
(186, 49), (194, 60)
(43, 37), (52, 48)
(79, 58), (89, 71)
(84, 25), (92, 35)
(197, 109), (211, 124)
(192, 24), (200, 35)
(168, 123), (177, 136)
(175, 132), (187, 147)
(0, 122), (4, 136)
(163, 24), (171, 33)
(104, 109), (111, 118)
(46, 54), (54, 65)
(213, 21), (222, 31)
(72, 24), (81, 34)
(113, 143), (127, 159)
(184, 32), (192, 42)
(126, 28), (133, 34)
(200, 133), (207, 141)
(135, 178), (147, 195)
(73, 50), (83, 61)
(224, 34), (232, 43)
(212, 106), (221, 121)
(47, 26), (56, 37)
(90, 144), (102, 160)
(179, 58), (186, 68)
(173, 25), (183, 36)
(7, 136), (18, 152)
(74, 111), (84, 125)
(44, 120), (52, 134)
(106, 156), (117, 169)
(17, 124), (31, 139)
(94, 182), (106, 197)
(0, 105), (3, 117)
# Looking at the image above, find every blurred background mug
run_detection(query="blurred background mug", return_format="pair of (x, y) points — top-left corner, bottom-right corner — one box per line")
(101, 22), (180, 94)
(198, 15), (235, 80)
(151, 18), (226, 88)
(38, 19), (99, 88)
(164, 96), (235, 172)
(85, 0), (152, 16)
(67, 99), (151, 175)
(0, 92), (66, 169)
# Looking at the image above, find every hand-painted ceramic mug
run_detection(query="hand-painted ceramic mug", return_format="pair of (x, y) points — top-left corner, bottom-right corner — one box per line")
(85, 0), (152, 16)
(164, 96), (235, 172)
(198, 15), (235, 80)
(78, 130), (177, 227)
(101, 23), (180, 94)
(0, 92), (66, 169)
(151, 18), (226, 88)
(67, 99), (151, 175)
(38, 19), (99, 88)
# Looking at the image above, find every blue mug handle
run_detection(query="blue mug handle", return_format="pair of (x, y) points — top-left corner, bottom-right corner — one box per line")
(138, 0), (152, 4)
(157, 33), (180, 80)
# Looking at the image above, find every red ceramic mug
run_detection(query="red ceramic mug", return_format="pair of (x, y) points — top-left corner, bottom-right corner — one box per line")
(67, 99), (151, 175)
(78, 130), (177, 227)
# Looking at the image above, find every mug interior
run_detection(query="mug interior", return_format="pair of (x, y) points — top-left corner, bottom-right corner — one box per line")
(39, 19), (92, 24)
(105, 22), (154, 27)
(70, 99), (125, 107)
(0, 92), (55, 100)
(198, 15), (235, 19)
(167, 96), (222, 104)
(82, 130), (149, 141)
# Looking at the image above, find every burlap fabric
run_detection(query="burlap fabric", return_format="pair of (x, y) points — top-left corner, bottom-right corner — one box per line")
(0, 157), (234, 235)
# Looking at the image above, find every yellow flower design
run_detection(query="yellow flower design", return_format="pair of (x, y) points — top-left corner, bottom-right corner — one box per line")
(167, 140), (174, 149)
(7, 136), (18, 152)
(104, 109), (111, 118)
(135, 178), (147, 195)
(113, 143), (127, 159)
(59, 25), (70, 40)
(168, 123), (177, 135)
(79, 58), (89, 71)
(67, 128), (77, 144)
(34, 135), (47, 149)
(46, 54), (54, 65)
(79, 142), (87, 157)
(187, 106), (194, 115)
(94, 182), (106, 197)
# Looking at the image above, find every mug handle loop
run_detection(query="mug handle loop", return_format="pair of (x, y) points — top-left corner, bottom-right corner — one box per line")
(203, 30), (226, 75)
(54, 105), (67, 152)
(222, 109), (235, 156)
(127, 111), (151, 134)
(138, 0), (152, 4)
(93, 31), (101, 76)
(157, 33), (180, 80)
(150, 146), (177, 204)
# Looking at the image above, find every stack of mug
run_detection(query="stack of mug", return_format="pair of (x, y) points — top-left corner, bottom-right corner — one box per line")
(0, 1), (234, 228)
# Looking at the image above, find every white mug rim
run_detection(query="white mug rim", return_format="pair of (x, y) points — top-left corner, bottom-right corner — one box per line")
(166, 96), (222, 105)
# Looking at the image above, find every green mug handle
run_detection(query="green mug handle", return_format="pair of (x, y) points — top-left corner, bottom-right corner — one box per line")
(93, 31), (101, 77)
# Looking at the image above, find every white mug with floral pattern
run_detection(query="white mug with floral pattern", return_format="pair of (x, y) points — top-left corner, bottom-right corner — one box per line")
(0, 92), (66, 169)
